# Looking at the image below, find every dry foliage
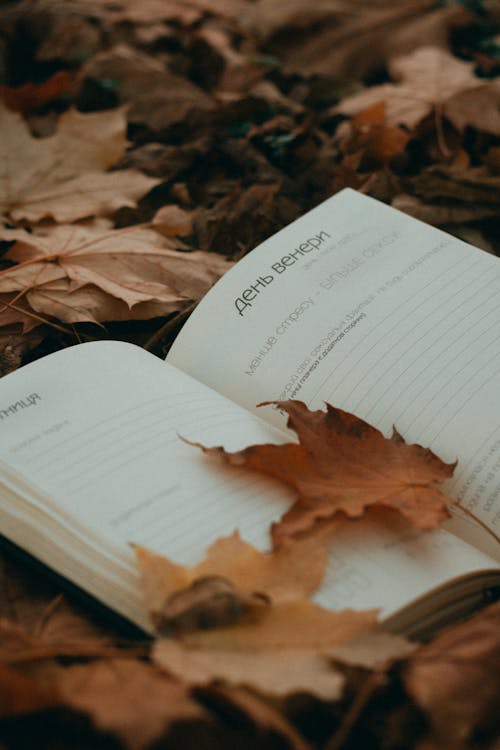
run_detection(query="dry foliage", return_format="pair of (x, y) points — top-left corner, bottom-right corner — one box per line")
(0, 0), (499, 747)
(135, 530), (412, 700)
(1, 545), (499, 749)
(0, 223), (230, 328)
(0, 0), (499, 355)
(336, 46), (500, 134)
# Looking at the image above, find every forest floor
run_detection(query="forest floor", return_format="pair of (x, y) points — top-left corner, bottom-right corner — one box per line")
(0, 1), (499, 749)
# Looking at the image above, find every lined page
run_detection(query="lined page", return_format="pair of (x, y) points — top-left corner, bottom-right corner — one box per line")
(168, 189), (500, 537)
(0, 341), (292, 563)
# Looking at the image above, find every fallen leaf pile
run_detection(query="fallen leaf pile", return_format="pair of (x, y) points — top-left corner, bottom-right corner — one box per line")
(1, 0), (499, 747)
(0, 0), (499, 367)
(0, 104), (230, 338)
(0, 222), (229, 328)
(1, 523), (499, 749)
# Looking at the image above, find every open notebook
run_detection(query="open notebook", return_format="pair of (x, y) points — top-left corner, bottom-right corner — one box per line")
(1, 189), (499, 637)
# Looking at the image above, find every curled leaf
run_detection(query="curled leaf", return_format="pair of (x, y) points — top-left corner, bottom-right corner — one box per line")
(150, 575), (270, 635)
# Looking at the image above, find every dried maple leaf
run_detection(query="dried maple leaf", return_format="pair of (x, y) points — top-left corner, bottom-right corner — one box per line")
(404, 602), (500, 747)
(154, 634), (346, 700)
(190, 401), (456, 545)
(336, 46), (500, 135)
(137, 533), (411, 699)
(0, 223), (230, 328)
(0, 104), (158, 224)
(135, 528), (334, 627)
(151, 600), (413, 699)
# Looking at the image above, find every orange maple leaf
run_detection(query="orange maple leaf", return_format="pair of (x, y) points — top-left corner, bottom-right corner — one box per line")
(191, 400), (456, 545)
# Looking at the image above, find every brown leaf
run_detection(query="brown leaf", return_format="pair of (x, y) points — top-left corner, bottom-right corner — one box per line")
(0, 558), (127, 664)
(23, 281), (200, 328)
(195, 184), (301, 255)
(0, 105), (158, 224)
(243, 2), (469, 81)
(55, 658), (212, 750)
(77, 45), (214, 131)
(406, 164), (500, 206)
(191, 401), (456, 545)
(154, 636), (346, 700)
(0, 547), (112, 641)
(4, 656), (294, 750)
(153, 602), (382, 699)
(120, 138), (210, 180)
(152, 205), (195, 237)
(404, 602), (500, 747)
(135, 528), (334, 624)
(0, 293), (51, 333)
(336, 46), (500, 135)
(179, 601), (378, 652)
(156, 605), (412, 703)
(190, 27), (264, 94)
(137, 531), (411, 700)
(338, 102), (411, 172)
(0, 223), (230, 328)
(444, 81), (500, 137)
(391, 193), (499, 227)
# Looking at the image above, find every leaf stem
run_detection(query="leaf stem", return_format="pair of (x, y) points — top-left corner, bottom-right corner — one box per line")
(0, 298), (75, 335)
(143, 301), (197, 352)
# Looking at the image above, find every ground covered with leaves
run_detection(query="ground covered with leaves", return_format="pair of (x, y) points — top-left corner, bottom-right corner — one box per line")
(0, 0), (500, 748)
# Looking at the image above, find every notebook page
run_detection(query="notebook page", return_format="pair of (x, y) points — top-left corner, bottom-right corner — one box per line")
(168, 189), (500, 540)
(0, 341), (291, 564)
